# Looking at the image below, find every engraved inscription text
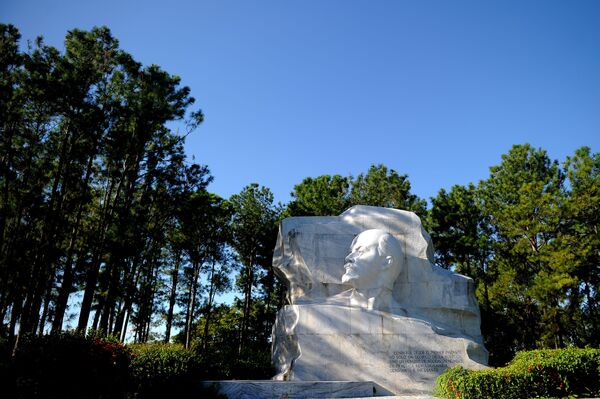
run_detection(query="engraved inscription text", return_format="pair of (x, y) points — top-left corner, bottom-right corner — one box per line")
(388, 350), (462, 373)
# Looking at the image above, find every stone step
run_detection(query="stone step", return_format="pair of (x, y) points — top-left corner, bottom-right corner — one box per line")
(308, 396), (437, 399)
(204, 380), (380, 398)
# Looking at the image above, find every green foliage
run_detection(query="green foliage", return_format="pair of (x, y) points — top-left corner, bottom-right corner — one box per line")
(184, 302), (275, 380)
(287, 174), (350, 216)
(349, 164), (427, 218)
(0, 22), (211, 341)
(6, 334), (226, 398)
(176, 190), (231, 348)
(230, 183), (280, 269)
(4, 334), (229, 398)
(429, 144), (600, 365)
(558, 147), (600, 347)
(228, 347), (274, 379)
(480, 145), (567, 352)
(284, 165), (427, 223)
(200, 345), (274, 380)
(229, 184), (282, 353)
(1, 22), (599, 387)
(128, 343), (222, 398)
(429, 183), (491, 274)
(0, 335), (12, 390)
(9, 332), (132, 399)
(434, 348), (600, 399)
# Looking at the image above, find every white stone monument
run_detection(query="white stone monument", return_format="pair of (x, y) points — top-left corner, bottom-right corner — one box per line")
(271, 206), (488, 395)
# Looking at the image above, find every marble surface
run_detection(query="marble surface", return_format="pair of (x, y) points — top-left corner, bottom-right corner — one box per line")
(309, 397), (438, 399)
(308, 397), (438, 399)
(205, 380), (378, 399)
(272, 206), (483, 339)
(272, 304), (487, 394)
(271, 206), (488, 394)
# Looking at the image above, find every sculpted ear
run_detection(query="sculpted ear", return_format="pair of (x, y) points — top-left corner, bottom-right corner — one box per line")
(382, 255), (393, 269)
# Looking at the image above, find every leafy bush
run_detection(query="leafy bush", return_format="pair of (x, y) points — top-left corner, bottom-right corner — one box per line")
(227, 348), (274, 380)
(129, 343), (223, 398)
(10, 332), (132, 399)
(0, 335), (12, 389)
(198, 345), (274, 380)
(7, 335), (225, 398)
(434, 348), (600, 399)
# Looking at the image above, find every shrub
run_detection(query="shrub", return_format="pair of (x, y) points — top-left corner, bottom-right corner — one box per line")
(0, 335), (12, 389)
(198, 345), (274, 380)
(10, 332), (132, 399)
(128, 343), (223, 398)
(434, 348), (600, 399)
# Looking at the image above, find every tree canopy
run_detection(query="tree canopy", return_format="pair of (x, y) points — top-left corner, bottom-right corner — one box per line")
(0, 24), (597, 372)
(429, 144), (599, 364)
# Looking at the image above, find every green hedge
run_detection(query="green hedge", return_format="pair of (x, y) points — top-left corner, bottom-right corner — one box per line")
(4, 334), (225, 398)
(129, 343), (221, 398)
(9, 332), (132, 399)
(434, 348), (600, 399)
(199, 345), (274, 380)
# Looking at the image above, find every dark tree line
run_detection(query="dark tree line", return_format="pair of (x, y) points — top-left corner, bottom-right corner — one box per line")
(429, 145), (599, 364)
(283, 146), (598, 365)
(1, 25), (598, 370)
(0, 25), (284, 366)
(285, 164), (427, 218)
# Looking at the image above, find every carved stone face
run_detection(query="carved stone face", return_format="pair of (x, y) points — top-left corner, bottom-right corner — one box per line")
(342, 229), (392, 289)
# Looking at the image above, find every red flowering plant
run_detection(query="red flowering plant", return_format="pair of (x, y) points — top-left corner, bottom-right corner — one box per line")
(10, 331), (133, 399)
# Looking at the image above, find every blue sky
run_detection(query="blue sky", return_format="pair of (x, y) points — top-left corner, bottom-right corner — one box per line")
(3, 0), (600, 205)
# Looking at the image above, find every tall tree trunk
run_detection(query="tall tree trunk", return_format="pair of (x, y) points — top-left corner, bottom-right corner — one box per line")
(0, 132), (37, 335)
(144, 263), (159, 343)
(112, 255), (139, 337)
(0, 126), (15, 270)
(52, 146), (97, 333)
(121, 308), (130, 342)
(98, 149), (142, 335)
(184, 260), (201, 349)
(182, 273), (193, 348)
(164, 250), (181, 343)
(91, 303), (101, 331)
(99, 258), (121, 333)
(122, 256), (144, 342)
(37, 279), (54, 335)
(21, 122), (72, 335)
(78, 169), (124, 331)
(0, 121), (20, 269)
(239, 254), (254, 354)
(8, 293), (22, 341)
(108, 303), (115, 334)
(262, 268), (275, 339)
(202, 258), (217, 352)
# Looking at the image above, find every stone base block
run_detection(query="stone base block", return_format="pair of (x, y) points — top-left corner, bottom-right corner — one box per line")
(204, 380), (380, 399)
(309, 397), (437, 399)
(273, 305), (488, 394)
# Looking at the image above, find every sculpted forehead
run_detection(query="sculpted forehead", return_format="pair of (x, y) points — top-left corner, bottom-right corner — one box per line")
(352, 229), (386, 248)
(352, 229), (403, 263)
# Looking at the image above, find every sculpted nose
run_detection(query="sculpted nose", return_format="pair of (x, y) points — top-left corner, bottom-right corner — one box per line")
(345, 253), (354, 263)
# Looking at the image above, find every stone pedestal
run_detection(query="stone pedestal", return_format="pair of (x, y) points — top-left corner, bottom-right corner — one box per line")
(270, 206), (489, 395)
(204, 380), (381, 398)
(273, 305), (487, 394)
